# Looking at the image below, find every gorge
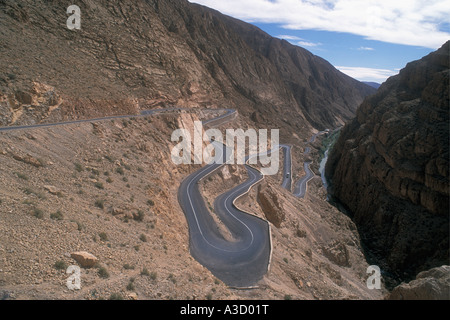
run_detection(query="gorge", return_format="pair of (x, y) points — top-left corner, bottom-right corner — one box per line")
(326, 41), (449, 288)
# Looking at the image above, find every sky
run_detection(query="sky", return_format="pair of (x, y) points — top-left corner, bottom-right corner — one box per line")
(188, 0), (450, 83)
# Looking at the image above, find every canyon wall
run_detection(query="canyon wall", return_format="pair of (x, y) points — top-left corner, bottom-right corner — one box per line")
(326, 41), (449, 286)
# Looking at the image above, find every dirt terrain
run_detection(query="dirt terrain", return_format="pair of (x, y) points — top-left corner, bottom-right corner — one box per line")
(0, 111), (385, 300)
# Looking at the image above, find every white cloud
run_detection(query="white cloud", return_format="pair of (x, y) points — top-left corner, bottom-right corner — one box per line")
(189, 0), (450, 49)
(277, 35), (303, 40)
(297, 41), (322, 47)
(358, 46), (375, 51)
(276, 35), (322, 48)
(335, 66), (399, 82)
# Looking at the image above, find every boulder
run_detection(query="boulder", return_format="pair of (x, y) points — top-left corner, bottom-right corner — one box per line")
(127, 292), (138, 300)
(12, 153), (43, 167)
(71, 251), (99, 268)
(43, 185), (61, 195)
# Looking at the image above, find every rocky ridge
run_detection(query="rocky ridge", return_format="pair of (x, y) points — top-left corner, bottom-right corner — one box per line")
(0, 0), (374, 136)
(326, 41), (450, 287)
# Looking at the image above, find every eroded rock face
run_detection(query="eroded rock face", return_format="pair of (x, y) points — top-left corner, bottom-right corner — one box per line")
(388, 266), (450, 300)
(322, 240), (351, 267)
(326, 41), (449, 285)
(257, 184), (284, 228)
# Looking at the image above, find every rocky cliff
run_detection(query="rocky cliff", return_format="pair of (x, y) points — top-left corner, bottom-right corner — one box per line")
(326, 41), (450, 287)
(388, 265), (450, 300)
(0, 0), (374, 135)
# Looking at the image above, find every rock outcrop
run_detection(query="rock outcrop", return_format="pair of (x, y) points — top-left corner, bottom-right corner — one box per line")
(257, 184), (284, 228)
(322, 240), (351, 267)
(326, 41), (449, 286)
(388, 265), (450, 300)
(70, 251), (99, 268)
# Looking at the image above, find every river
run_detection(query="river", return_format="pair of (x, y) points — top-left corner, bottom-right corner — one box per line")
(318, 148), (329, 191)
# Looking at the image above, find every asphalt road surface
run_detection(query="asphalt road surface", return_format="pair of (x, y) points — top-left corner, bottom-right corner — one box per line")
(1, 108), (325, 287)
(0, 107), (271, 287)
(293, 131), (327, 198)
(178, 138), (273, 287)
(280, 145), (292, 191)
(177, 129), (323, 286)
(246, 144), (292, 191)
(293, 161), (314, 198)
(0, 108), (235, 132)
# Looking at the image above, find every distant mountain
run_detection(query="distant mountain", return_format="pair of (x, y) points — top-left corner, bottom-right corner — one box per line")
(0, 0), (375, 134)
(362, 81), (381, 89)
(326, 41), (449, 287)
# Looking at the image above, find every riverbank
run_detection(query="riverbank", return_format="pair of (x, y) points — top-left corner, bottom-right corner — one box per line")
(318, 129), (341, 195)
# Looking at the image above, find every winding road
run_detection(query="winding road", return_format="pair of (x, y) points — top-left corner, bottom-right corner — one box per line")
(177, 140), (299, 287)
(0, 108), (326, 288)
(178, 140), (272, 287)
(292, 131), (327, 198)
(0, 108), (271, 288)
(280, 145), (292, 191)
(0, 108), (185, 132)
(177, 108), (326, 286)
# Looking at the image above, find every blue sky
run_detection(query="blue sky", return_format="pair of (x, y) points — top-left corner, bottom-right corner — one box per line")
(189, 0), (450, 83)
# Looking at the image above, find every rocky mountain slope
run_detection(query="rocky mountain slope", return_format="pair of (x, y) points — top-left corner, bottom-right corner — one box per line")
(362, 82), (381, 90)
(0, 0), (374, 136)
(326, 41), (449, 287)
(0, 110), (384, 300)
(0, 0), (384, 300)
